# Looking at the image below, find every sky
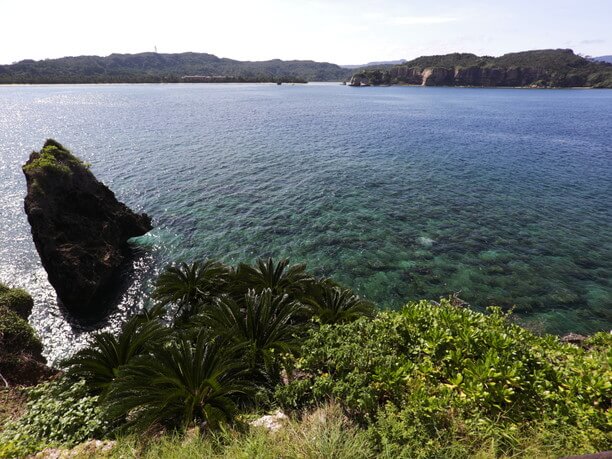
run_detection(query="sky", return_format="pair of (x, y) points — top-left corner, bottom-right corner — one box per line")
(1, 0), (610, 65)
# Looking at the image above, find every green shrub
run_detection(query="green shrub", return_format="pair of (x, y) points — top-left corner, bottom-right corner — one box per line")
(0, 378), (111, 458)
(276, 300), (611, 456)
(232, 258), (314, 298)
(0, 306), (41, 354)
(22, 139), (87, 177)
(0, 287), (34, 319)
(202, 289), (303, 385)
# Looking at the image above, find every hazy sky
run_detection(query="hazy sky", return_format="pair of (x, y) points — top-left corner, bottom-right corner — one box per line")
(1, 0), (610, 65)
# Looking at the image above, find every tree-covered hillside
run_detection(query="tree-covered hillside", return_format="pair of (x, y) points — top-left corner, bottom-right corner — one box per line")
(0, 52), (353, 84)
(351, 49), (612, 88)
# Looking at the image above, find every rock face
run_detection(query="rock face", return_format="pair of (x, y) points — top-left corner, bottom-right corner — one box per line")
(353, 66), (554, 87)
(348, 74), (371, 86)
(22, 140), (152, 317)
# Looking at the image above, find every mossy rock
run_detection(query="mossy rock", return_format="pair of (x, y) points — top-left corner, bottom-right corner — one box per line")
(0, 305), (52, 386)
(0, 305), (41, 354)
(0, 287), (34, 319)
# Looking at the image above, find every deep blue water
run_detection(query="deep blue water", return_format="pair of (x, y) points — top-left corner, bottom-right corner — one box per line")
(0, 83), (610, 362)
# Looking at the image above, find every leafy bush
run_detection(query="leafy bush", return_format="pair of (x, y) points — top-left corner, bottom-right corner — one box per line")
(0, 378), (111, 458)
(153, 257), (369, 327)
(22, 140), (88, 177)
(276, 299), (611, 456)
(16, 257), (607, 458)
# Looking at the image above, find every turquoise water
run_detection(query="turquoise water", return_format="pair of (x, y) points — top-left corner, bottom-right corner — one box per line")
(0, 83), (610, 361)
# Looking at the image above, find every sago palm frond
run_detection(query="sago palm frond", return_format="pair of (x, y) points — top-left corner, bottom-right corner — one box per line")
(305, 283), (375, 325)
(153, 260), (232, 319)
(105, 332), (254, 431)
(233, 258), (314, 298)
(62, 312), (170, 394)
(203, 289), (304, 382)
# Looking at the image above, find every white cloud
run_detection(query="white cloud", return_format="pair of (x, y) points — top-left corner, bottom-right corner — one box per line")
(391, 16), (459, 25)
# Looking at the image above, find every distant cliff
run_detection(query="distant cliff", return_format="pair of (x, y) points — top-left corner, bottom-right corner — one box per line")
(349, 49), (612, 88)
(0, 52), (352, 84)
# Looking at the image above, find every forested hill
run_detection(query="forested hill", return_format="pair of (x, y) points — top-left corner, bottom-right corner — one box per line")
(350, 49), (612, 88)
(0, 52), (353, 84)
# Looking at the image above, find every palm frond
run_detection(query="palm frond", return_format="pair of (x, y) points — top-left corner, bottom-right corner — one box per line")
(153, 260), (232, 320)
(305, 283), (375, 325)
(62, 312), (170, 394)
(201, 289), (304, 383)
(233, 258), (314, 299)
(105, 332), (254, 431)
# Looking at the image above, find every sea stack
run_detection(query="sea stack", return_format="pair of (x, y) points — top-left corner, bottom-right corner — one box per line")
(22, 139), (152, 317)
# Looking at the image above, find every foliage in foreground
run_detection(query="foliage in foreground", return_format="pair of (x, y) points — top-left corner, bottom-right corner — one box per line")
(7, 403), (605, 459)
(106, 333), (254, 432)
(2, 259), (610, 458)
(0, 283), (52, 387)
(110, 403), (373, 459)
(58, 259), (370, 435)
(276, 300), (612, 457)
(0, 379), (110, 458)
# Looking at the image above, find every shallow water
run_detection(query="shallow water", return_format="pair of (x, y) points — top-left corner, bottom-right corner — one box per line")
(0, 83), (610, 363)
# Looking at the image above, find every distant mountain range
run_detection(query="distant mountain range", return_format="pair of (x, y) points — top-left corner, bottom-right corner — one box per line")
(349, 49), (612, 88)
(0, 52), (353, 84)
(1, 50), (611, 86)
(593, 55), (612, 64)
(340, 60), (407, 69)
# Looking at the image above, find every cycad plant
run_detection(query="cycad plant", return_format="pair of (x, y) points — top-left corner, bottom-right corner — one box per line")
(203, 288), (304, 383)
(153, 260), (232, 320)
(63, 312), (170, 394)
(105, 332), (254, 431)
(305, 282), (374, 325)
(233, 258), (314, 299)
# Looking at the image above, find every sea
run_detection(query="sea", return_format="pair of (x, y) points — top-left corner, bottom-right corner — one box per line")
(0, 83), (610, 363)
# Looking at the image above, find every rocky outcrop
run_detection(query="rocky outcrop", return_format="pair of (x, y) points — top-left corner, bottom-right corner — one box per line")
(22, 140), (152, 318)
(348, 74), (371, 86)
(351, 65), (578, 87)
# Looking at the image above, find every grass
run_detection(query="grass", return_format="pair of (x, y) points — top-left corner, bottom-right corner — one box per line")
(86, 404), (373, 459)
(33, 403), (590, 459)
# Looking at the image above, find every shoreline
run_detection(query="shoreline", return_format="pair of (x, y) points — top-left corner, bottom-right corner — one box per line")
(349, 83), (602, 89)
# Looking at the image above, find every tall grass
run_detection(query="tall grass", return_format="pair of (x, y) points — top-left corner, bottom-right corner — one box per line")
(108, 404), (373, 459)
(60, 403), (590, 459)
